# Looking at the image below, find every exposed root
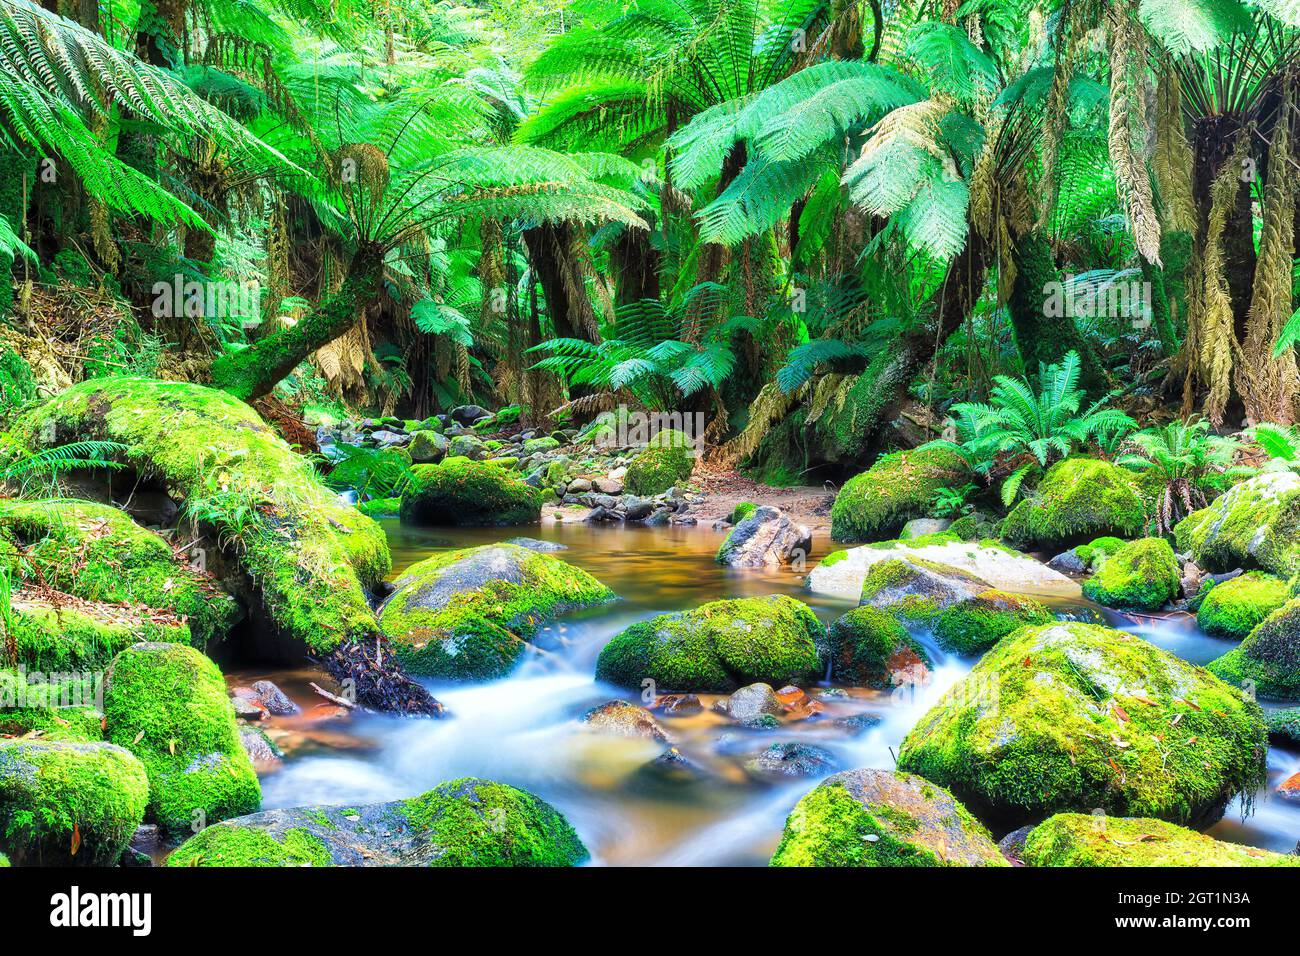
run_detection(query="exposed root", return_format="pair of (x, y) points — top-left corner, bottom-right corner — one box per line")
(319, 635), (445, 717)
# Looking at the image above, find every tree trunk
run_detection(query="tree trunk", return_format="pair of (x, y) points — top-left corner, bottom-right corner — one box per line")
(210, 242), (385, 402)
(611, 225), (660, 307)
(522, 221), (599, 341)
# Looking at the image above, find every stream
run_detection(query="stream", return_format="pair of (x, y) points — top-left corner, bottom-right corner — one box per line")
(229, 521), (1300, 865)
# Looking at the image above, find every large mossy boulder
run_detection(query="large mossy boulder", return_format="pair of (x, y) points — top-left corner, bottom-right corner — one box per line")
(167, 777), (587, 867)
(826, 606), (930, 688)
(9, 591), (190, 670)
(1001, 458), (1146, 551)
(103, 643), (260, 835)
(1175, 471), (1300, 577)
(1197, 572), (1292, 640)
(400, 457), (541, 527)
(1021, 813), (1300, 867)
(624, 429), (696, 496)
(0, 499), (240, 645)
(897, 622), (1266, 831)
(0, 740), (148, 866)
(595, 595), (825, 693)
(1081, 537), (1180, 611)
(15, 378), (390, 658)
(378, 543), (614, 680)
(1207, 597), (1300, 700)
(858, 556), (990, 619)
(770, 769), (1007, 867)
(931, 590), (1053, 656)
(830, 448), (968, 543)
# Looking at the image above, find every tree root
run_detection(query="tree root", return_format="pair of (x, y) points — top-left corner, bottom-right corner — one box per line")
(319, 636), (445, 717)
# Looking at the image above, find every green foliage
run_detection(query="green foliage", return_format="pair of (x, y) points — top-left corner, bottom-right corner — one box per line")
(1117, 419), (1240, 533)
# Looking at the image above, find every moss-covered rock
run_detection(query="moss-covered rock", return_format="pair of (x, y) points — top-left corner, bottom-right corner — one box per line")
(897, 622), (1266, 831)
(1175, 471), (1300, 577)
(1074, 536), (1126, 570)
(356, 496), (401, 517)
(858, 556), (990, 620)
(9, 592), (190, 670)
(103, 643), (260, 836)
(1207, 597), (1300, 700)
(378, 543), (614, 680)
(1265, 706), (1300, 744)
(14, 378), (388, 657)
(826, 606), (930, 688)
(0, 499), (240, 646)
(1001, 459), (1146, 550)
(0, 740), (148, 866)
(1021, 813), (1300, 867)
(1197, 573), (1291, 641)
(167, 777), (587, 867)
(1081, 537), (1181, 612)
(624, 429), (695, 496)
(931, 590), (1053, 655)
(595, 595), (826, 693)
(770, 769), (1007, 867)
(830, 448), (969, 543)
(400, 457), (541, 527)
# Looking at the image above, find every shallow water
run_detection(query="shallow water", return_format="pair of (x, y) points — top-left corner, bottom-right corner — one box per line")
(233, 520), (1300, 865)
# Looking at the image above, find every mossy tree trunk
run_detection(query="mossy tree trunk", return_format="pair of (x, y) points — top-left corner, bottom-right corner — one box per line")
(209, 242), (385, 402)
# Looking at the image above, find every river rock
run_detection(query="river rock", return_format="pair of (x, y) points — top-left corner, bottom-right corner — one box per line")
(1046, 548), (1087, 574)
(250, 680), (300, 716)
(581, 700), (672, 743)
(166, 777), (589, 867)
(1001, 458), (1146, 550)
(593, 477), (624, 495)
(830, 448), (969, 542)
(826, 606), (930, 688)
(724, 683), (784, 725)
(1081, 537), (1181, 611)
(1175, 471), (1300, 577)
(900, 518), (952, 539)
(858, 556), (990, 617)
(401, 458), (541, 527)
(1022, 813), (1300, 866)
(450, 405), (492, 426)
(408, 430), (449, 464)
(715, 506), (812, 568)
(1197, 572), (1290, 640)
(745, 743), (839, 777)
(652, 694), (703, 716)
(1207, 596), (1300, 700)
(239, 725), (283, 768)
(504, 537), (568, 552)
(770, 769), (1008, 867)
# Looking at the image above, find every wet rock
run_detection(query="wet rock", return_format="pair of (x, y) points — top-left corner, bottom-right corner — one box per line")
(249, 679), (300, 716)
(833, 712), (884, 736)
(725, 683), (783, 725)
(408, 430), (449, 464)
(450, 405), (492, 426)
(504, 537), (567, 552)
(827, 606), (931, 688)
(239, 725), (283, 768)
(746, 742), (839, 777)
(622, 497), (653, 521)
(1022, 813), (1300, 866)
(997, 825), (1034, 865)
(900, 518), (952, 539)
(581, 700), (672, 744)
(652, 693), (703, 716)
(1047, 549), (1087, 575)
(125, 824), (161, 867)
(1277, 771), (1300, 804)
(715, 506), (812, 568)
(306, 703), (352, 723)
(230, 690), (268, 721)
(774, 685), (823, 721)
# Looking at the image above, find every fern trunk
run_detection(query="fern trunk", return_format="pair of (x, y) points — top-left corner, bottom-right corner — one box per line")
(209, 242), (385, 402)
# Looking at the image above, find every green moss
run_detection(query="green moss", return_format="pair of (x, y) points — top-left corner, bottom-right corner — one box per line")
(379, 543), (614, 680)
(102, 643), (260, 836)
(596, 594), (825, 693)
(1022, 813), (1300, 867)
(522, 436), (560, 455)
(769, 769), (1007, 867)
(167, 825), (332, 867)
(1081, 537), (1181, 612)
(1001, 458), (1146, 550)
(1175, 472), (1300, 577)
(1198, 573), (1291, 640)
(897, 622), (1267, 831)
(0, 740), (148, 866)
(947, 514), (982, 540)
(9, 595), (189, 671)
(858, 556), (987, 621)
(400, 457), (541, 527)
(1074, 536), (1126, 570)
(831, 448), (969, 543)
(0, 499), (239, 646)
(356, 496), (401, 517)
(728, 502), (757, 524)
(15, 378), (385, 654)
(932, 590), (1053, 656)
(826, 606), (930, 687)
(1207, 597), (1300, 700)
(624, 429), (695, 496)
(1264, 706), (1300, 744)
(821, 549), (848, 567)
(0, 670), (103, 742)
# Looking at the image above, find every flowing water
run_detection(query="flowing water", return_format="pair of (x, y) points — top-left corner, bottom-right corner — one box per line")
(230, 521), (1300, 865)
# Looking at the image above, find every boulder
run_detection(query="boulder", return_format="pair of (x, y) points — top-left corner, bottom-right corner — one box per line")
(239, 725), (283, 767)
(858, 556), (990, 619)
(407, 430), (449, 464)
(898, 622), (1266, 830)
(379, 543), (614, 680)
(400, 458), (541, 527)
(167, 777), (588, 867)
(1197, 572), (1291, 640)
(581, 700), (672, 743)
(625, 430), (695, 496)
(595, 595), (826, 693)
(746, 743), (839, 777)
(0, 740), (149, 866)
(1081, 537), (1181, 611)
(1207, 597), (1300, 700)
(931, 590), (1053, 655)
(770, 769), (1008, 867)
(1265, 706), (1300, 745)
(446, 434), (488, 460)
(724, 682), (784, 725)
(830, 448), (969, 543)
(103, 643), (261, 836)
(826, 606), (930, 688)
(503, 537), (567, 552)
(901, 518), (953, 539)
(715, 506), (812, 568)
(1001, 458), (1146, 550)
(449, 405), (492, 426)
(1021, 813), (1299, 867)
(250, 679), (299, 716)
(1175, 471), (1300, 577)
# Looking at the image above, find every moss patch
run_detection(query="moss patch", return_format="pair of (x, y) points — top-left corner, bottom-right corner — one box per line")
(830, 448), (968, 543)
(400, 457), (541, 527)
(1081, 537), (1181, 612)
(1175, 471), (1300, 577)
(826, 606), (930, 687)
(1001, 458), (1146, 550)
(1198, 573), (1291, 641)
(1207, 597), (1300, 700)
(1022, 813), (1299, 866)
(932, 590), (1053, 656)
(9, 592), (189, 671)
(624, 429), (696, 496)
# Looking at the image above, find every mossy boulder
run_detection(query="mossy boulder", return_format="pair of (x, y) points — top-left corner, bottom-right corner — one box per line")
(1001, 458), (1146, 551)
(1081, 537), (1181, 611)
(378, 543), (614, 680)
(624, 429), (695, 496)
(1207, 597), (1300, 700)
(15, 378), (389, 656)
(897, 622), (1267, 831)
(400, 457), (541, 527)
(0, 499), (239, 645)
(1021, 813), (1300, 867)
(858, 556), (990, 620)
(407, 429), (448, 464)
(356, 496), (401, 518)
(1265, 706), (1300, 744)
(1175, 471), (1300, 577)
(1197, 573), (1291, 640)
(770, 769), (1007, 867)
(826, 606), (930, 688)
(931, 590), (1053, 656)
(167, 777), (587, 867)
(1074, 536), (1126, 570)
(0, 740), (148, 866)
(595, 595), (826, 693)
(830, 448), (969, 543)
(103, 643), (260, 835)
(8, 591), (190, 670)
